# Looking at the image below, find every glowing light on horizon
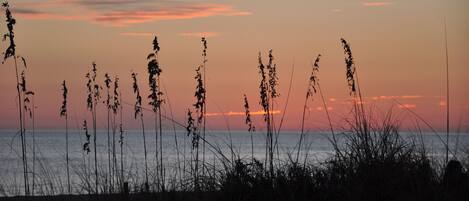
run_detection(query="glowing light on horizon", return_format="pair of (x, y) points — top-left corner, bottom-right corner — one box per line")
(206, 110), (281, 117)
(371, 95), (423, 100)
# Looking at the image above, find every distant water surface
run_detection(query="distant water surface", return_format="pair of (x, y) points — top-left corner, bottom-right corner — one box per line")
(0, 129), (467, 195)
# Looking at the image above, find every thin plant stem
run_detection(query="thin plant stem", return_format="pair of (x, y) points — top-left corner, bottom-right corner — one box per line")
(317, 83), (336, 145)
(60, 80), (70, 194)
(141, 115), (149, 191)
(201, 37), (207, 178)
(104, 73), (112, 193)
(15, 58), (29, 196)
(162, 82), (182, 183)
(275, 59), (295, 163)
(32, 96), (36, 195)
(444, 17), (450, 164)
(297, 94), (308, 163)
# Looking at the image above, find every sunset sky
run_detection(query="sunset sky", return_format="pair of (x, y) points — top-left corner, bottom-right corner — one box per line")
(0, 0), (468, 131)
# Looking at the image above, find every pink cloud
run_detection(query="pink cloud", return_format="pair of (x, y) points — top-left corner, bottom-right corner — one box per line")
(315, 107), (334, 111)
(372, 95), (399, 100)
(398, 104), (416, 109)
(93, 5), (251, 26)
(13, 2), (251, 26)
(439, 101), (447, 107)
(371, 95), (423, 101)
(15, 12), (85, 21)
(401, 95), (422, 99)
(206, 110), (280, 117)
(362, 2), (394, 7)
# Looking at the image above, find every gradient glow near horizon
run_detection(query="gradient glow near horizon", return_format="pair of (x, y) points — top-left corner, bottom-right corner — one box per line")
(0, 0), (468, 131)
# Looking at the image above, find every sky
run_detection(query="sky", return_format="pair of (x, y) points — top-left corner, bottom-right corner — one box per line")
(0, 0), (468, 132)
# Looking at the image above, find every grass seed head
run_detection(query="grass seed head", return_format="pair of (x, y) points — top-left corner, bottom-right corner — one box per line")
(341, 38), (356, 96)
(82, 120), (90, 154)
(243, 94), (255, 132)
(60, 80), (68, 117)
(131, 72), (142, 119)
(2, 2), (16, 62)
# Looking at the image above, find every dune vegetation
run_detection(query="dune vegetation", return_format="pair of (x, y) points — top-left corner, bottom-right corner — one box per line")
(0, 2), (468, 201)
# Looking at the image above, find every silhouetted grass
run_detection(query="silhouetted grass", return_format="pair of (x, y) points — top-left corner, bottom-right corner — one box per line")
(1, 3), (468, 200)
(243, 94), (255, 162)
(2, 2), (29, 195)
(147, 35), (165, 191)
(59, 80), (70, 194)
(131, 72), (149, 192)
(85, 62), (101, 194)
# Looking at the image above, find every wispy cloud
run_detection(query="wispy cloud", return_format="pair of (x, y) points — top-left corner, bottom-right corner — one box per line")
(179, 32), (220, 38)
(371, 95), (422, 100)
(362, 1), (394, 7)
(75, 0), (149, 8)
(400, 95), (422, 99)
(93, 5), (250, 26)
(315, 107), (333, 111)
(13, 11), (85, 21)
(12, 8), (44, 15)
(14, 1), (251, 26)
(206, 110), (281, 117)
(398, 104), (416, 109)
(439, 101), (446, 107)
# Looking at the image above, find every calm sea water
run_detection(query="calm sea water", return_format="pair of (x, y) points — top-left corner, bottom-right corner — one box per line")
(0, 129), (468, 195)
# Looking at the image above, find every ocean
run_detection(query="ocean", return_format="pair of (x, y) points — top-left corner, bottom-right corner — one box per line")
(0, 129), (467, 195)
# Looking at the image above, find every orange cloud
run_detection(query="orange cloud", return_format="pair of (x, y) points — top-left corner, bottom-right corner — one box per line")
(362, 2), (393, 7)
(316, 107), (333, 111)
(94, 5), (250, 26)
(398, 104), (416, 109)
(372, 95), (398, 100)
(401, 95), (422, 99)
(439, 101), (447, 107)
(371, 95), (423, 101)
(206, 110), (281, 117)
(14, 2), (251, 26)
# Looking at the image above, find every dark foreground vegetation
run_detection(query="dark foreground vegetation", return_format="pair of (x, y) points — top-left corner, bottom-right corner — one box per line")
(3, 146), (469, 201)
(1, 1), (468, 201)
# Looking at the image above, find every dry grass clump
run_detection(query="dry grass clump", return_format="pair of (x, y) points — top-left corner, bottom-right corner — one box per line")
(147, 36), (165, 191)
(1, 2), (468, 199)
(131, 72), (150, 192)
(85, 62), (101, 194)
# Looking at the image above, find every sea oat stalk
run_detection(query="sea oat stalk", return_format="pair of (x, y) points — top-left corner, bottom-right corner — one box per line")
(104, 73), (113, 192)
(147, 36), (165, 191)
(85, 62), (101, 194)
(60, 80), (71, 193)
(131, 72), (149, 191)
(243, 94), (256, 162)
(2, 2), (29, 195)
